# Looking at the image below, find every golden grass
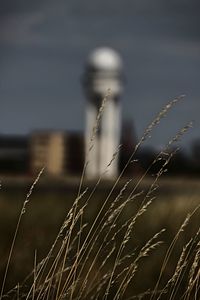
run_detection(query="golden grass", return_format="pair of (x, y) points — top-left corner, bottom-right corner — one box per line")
(0, 95), (199, 299)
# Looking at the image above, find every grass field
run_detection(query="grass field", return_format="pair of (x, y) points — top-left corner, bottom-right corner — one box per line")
(0, 176), (199, 299)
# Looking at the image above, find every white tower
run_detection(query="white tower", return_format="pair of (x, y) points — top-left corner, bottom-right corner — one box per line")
(83, 47), (124, 179)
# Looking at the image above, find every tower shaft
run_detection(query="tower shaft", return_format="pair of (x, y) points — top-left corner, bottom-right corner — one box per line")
(83, 47), (124, 179)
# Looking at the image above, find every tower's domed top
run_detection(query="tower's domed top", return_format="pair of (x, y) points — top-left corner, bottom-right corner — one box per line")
(87, 47), (123, 72)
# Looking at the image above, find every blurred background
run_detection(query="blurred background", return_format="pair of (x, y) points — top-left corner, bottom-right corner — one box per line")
(0, 0), (200, 147)
(0, 0), (200, 298)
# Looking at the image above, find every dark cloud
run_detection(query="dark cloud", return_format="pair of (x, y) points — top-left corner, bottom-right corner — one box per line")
(0, 0), (199, 148)
(0, 0), (42, 15)
(0, 0), (199, 16)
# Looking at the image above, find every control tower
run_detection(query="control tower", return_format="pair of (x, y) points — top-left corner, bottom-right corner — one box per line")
(83, 47), (124, 178)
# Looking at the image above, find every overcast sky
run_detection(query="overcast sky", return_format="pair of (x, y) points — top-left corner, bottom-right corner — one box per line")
(0, 0), (200, 150)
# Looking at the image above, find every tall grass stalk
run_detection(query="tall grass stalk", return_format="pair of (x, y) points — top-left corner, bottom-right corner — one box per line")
(0, 168), (44, 300)
(1, 95), (199, 300)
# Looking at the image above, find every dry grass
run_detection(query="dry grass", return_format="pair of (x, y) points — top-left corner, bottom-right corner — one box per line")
(0, 95), (199, 299)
